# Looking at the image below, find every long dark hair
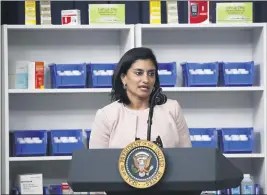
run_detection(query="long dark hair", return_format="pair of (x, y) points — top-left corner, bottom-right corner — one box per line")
(111, 47), (160, 105)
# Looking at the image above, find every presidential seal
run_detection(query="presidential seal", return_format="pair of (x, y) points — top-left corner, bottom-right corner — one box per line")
(118, 140), (166, 189)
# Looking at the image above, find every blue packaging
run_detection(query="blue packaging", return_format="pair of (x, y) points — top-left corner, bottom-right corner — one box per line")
(231, 186), (241, 194)
(220, 189), (230, 195)
(15, 73), (28, 89)
(243, 185), (254, 194)
(255, 184), (260, 195)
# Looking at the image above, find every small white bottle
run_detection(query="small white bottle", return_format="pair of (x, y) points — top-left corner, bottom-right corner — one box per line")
(241, 174), (254, 194)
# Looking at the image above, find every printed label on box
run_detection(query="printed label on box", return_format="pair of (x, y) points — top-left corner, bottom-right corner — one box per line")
(61, 10), (81, 25)
(189, 0), (209, 24)
(216, 2), (253, 23)
(35, 61), (44, 89)
(89, 4), (125, 24)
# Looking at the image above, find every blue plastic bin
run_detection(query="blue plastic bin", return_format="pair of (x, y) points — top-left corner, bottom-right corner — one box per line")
(88, 63), (116, 88)
(158, 62), (177, 87)
(219, 128), (254, 153)
(49, 63), (87, 88)
(221, 61), (254, 86)
(11, 187), (50, 195)
(189, 128), (218, 148)
(181, 62), (219, 87)
(49, 185), (62, 194)
(12, 130), (47, 156)
(50, 129), (84, 156)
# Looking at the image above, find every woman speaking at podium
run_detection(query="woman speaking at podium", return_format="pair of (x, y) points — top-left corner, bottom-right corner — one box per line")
(89, 47), (191, 149)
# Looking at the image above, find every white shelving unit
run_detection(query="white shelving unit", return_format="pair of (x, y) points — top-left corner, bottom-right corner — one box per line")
(0, 1), (2, 193)
(1, 24), (135, 194)
(136, 23), (267, 192)
(1, 23), (267, 194)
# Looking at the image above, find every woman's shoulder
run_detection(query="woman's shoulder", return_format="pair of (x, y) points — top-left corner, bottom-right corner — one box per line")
(158, 98), (182, 114)
(97, 101), (122, 113)
(162, 98), (181, 108)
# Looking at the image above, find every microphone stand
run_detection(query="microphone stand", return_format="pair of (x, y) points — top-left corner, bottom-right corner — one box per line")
(147, 102), (155, 141)
(146, 88), (164, 148)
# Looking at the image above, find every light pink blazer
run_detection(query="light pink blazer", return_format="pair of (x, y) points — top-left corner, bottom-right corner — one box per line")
(89, 99), (192, 149)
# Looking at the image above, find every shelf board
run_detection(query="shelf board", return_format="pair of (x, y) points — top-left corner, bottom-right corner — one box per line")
(9, 153), (264, 162)
(224, 153), (265, 158)
(4, 24), (264, 31)
(9, 156), (72, 161)
(4, 24), (133, 30)
(8, 86), (264, 94)
(138, 23), (265, 30)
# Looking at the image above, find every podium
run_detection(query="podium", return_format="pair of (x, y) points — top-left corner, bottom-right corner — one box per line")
(67, 147), (243, 195)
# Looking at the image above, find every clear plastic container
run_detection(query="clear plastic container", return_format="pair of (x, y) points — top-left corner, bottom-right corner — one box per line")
(241, 174), (254, 194)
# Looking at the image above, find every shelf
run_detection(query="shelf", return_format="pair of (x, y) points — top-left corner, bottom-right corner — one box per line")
(9, 156), (72, 161)
(2, 24), (136, 194)
(8, 86), (264, 94)
(3, 23), (267, 194)
(9, 153), (264, 162)
(224, 153), (265, 158)
(135, 23), (267, 192)
(136, 23), (265, 30)
(5, 24), (133, 30)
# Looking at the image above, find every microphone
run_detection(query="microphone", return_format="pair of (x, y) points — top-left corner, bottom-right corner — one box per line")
(147, 87), (167, 144)
(155, 91), (167, 105)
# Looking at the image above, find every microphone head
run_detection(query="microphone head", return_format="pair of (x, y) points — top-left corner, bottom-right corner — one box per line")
(155, 93), (167, 105)
(154, 88), (167, 105)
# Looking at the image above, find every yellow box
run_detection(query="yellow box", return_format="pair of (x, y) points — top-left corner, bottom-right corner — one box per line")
(25, 0), (36, 25)
(150, 0), (161, 24)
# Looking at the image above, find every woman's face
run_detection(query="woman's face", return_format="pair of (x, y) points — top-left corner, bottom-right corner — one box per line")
(121, 59), (156, 101)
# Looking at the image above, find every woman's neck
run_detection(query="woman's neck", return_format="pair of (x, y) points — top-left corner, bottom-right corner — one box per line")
(127, 98), (149, 110)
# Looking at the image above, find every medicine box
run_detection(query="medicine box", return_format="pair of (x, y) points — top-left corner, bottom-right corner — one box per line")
(28, 61), (45, 89)
(188, 0), (209, 24)
(17, 173), (43, 194)
(25, 0), (36, 25)
(40, 0), (52, 25)
(61, 9), (81, 25)
(166, 1), (178, 24)
(9, 61), (29, 89)
(150, 0), (161, 24)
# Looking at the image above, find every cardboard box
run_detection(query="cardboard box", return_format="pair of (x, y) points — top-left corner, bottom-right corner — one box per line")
(17, 173), (43, 194)
(28, 61), (45, 89)
(89, 4), (125, 24)
(167, 1), (178, 24)
(61, 10), (81, 25)
(40, 0), (51, 25)
(25, 0), (36, 25)
(216, 2), (253, 23)
(188, 1), (209, 24)
(150, 0), (161, 24)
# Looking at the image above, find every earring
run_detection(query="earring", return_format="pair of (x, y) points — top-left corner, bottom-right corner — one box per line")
(123, 83), (127, 89)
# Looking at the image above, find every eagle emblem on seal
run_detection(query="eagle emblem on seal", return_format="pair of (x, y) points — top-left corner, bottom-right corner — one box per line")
(131, 151), (154, 177)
